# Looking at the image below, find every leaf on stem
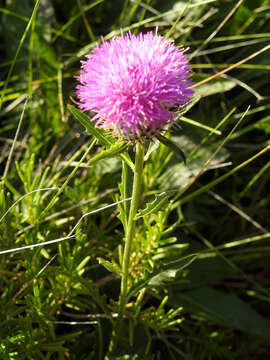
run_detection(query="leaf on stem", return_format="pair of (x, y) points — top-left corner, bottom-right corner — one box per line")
(156, 133), (186, 164)
(135, 192), (169, 220)
(68, 104), (114, 146)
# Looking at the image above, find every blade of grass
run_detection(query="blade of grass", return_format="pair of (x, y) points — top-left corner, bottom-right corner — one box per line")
(175, 107), (249, 201)
(64, 0), (217, 67)
(180, 116), (222, 135)
(40, 137), (97, 218)
(57, 64), (65, 123)
(123, 0), (144, 29)
(76, 0), (95, 42)
(188, 107), (237, 161)
(28, 2), (37, 120)
(237, 0), (269, 35)
(52, 0), (104, 43)
(195, 37), (270, 56)
(208, 190), (268, 234)
(0, 0), (41, 110)
(178, 145), (270, 206)
(221, 74), (264, 101)
(2, 96), (28, 180)
(240, 160), (270, 197)
(192, 63), (270, 71)
(0, 187), (59, 223)
(192, 44), (270, 89)
(192, 229), (270, 300)
(219, 233), (270, 251)
(165, 0), (193, 39)
(186, 33), (270, 45)
(0, 7), (79, 43)
(190, 0), (244, 60)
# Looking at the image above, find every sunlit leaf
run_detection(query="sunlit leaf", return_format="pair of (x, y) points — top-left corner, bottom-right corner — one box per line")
(148, 254), (197, 288)
(97, 257), (120, 275)
(68, 104), (114, 146)
(135, 192), (169, 219)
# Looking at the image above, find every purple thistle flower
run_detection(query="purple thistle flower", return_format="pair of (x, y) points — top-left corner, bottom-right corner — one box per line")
(76, 31), (194, 139)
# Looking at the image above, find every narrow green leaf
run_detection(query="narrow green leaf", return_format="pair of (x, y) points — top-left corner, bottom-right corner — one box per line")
(68, 104), (114, 146)
(118, 161), (133, 231)
(130, 254), (197, 294)
(97, 257), (120, 275)
(148, 254), (197, 288)
(156, 134), (186, 164)
(179, 145), (270, 205)
(0, 0), (41, 110)
(152, 243), (189, 261)
(68, 104), (135, 171)
(180, 116), (222, 135)
(89, 141), (129, 165)
(254, 115), (270, 134)
(76, 256), (91, 272)
(135, 192), (169, 219)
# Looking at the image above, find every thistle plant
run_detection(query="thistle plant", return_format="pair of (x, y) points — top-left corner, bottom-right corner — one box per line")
(76, 31), (193, 138)
(1, 1), (270, 358)
(75, 30), (194, 355)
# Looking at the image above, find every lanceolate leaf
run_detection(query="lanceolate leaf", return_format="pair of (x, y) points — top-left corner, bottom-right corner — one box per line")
(152, 243), (189, 261)
(97, 257), (120, 275)
(156, 133), (186, 164)
(68, 104), (135, 170)
(135, 192), (169, 219)
(130, 254), (197, 297)
(148, 254), (197, 288)
(118, 162), (133, 231)
(68, 104), (114, 146)
(89, 141), (129, 165)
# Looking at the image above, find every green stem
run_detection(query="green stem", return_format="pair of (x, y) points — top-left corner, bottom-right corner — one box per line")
(109, 142), (144, 355)
(119, 142), (144, 318)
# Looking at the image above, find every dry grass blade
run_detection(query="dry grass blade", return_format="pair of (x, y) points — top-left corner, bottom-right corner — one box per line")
(208, 190), (268, 234)
(2, 96), (28, 180)
(175, 107), (250, 202)
(0, 0), (41, 110)
(190, 0), (244, 60)
(192, 44), (270, 88)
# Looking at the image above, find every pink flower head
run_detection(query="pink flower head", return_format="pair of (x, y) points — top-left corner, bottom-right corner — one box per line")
(76, 31), (194, 139)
